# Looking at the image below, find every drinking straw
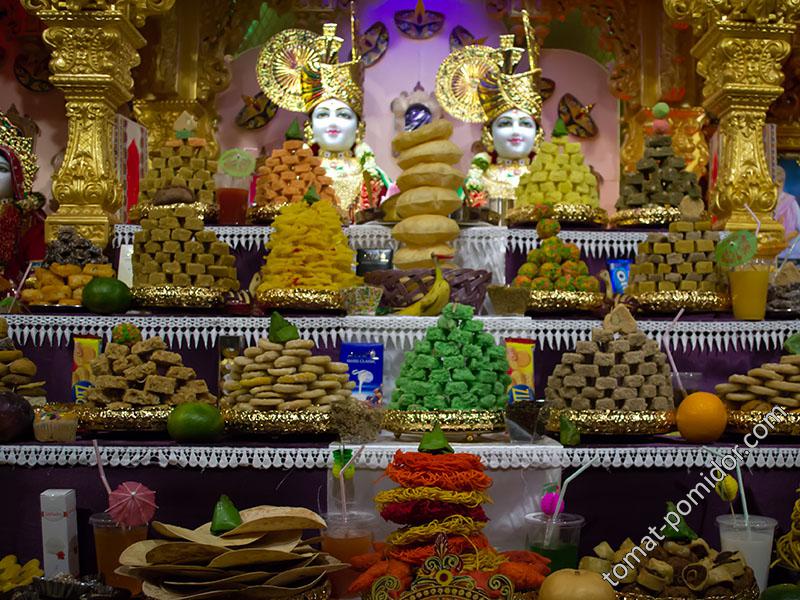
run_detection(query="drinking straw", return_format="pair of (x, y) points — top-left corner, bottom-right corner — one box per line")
(703, 446), (749, 528)
(544, 456), (600, 546)
(778, 236), (800, 273)
(8, 261), (34, 313)
(92, 440), (112, 497)
(663, 309), (686, 398)
(744, 203), (761, 237)
(338, 445), (364, 523)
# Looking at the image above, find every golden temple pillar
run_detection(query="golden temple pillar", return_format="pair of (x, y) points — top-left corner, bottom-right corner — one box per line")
(664, 1), (798, 255)
(21, 0), (175, 246)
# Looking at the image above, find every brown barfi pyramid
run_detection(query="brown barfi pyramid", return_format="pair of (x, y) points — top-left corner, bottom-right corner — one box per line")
(132, 205), (239, 292)
(221, 337), (354, 412)
(139, 137), (216, 206)
(254, 121), (337, 210)
(0, 319), (47, 406)
(545, 305), (674, 411)
(86, 337), (215, 408)
(616, 133), (700, 210)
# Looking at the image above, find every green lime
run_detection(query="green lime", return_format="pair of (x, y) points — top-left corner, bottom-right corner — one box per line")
(219, 148), (256, 178)
(167, 403), (224, 442)
(82, 278), (132, 315)
(761, 584), (800, 600)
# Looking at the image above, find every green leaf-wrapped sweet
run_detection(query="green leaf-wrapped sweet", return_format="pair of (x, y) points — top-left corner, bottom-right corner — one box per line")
(211, 495), (242, 535)
(268, 312), (299, 343)
(559, 414), (580, 446)
(418, 423), (454, 454)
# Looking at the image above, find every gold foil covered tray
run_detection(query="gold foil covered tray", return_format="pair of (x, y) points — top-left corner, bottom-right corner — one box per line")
(544, 408), (676, 435)
(255, 287), (345, 311)
(528, 290), (605, 312)
(383, 409), (506, 440)
(631, 290), (730, 313)
(507, 203), (608, 227)
(610, 206), (682, 227)
(223, 408), (333, 435)
(132, 286), (225, 308)
(615, 582), (759, 600)
(727, 410), (800, 435)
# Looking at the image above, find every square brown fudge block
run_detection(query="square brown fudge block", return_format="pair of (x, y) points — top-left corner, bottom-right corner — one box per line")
(167, 365), (195, 381)
(143, 374), (176, 395)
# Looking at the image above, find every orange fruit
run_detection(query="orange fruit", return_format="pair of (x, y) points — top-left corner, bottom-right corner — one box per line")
(676, 391), (728, 443)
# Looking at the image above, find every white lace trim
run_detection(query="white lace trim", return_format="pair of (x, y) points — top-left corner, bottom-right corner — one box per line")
(113, 224), (644, 258)
(6, 314), (800, 352)
(2, 443), (798, 470)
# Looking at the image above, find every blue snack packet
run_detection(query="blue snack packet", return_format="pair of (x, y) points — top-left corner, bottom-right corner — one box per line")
(608, 259), (631, 294)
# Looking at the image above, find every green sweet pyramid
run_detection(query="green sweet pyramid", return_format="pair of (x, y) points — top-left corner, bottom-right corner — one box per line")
(390, 303), (510, 411)
(516, 120), (599, 209)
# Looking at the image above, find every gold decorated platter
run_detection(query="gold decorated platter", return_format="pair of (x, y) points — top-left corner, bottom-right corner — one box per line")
(727, 410), (800, 435)
(609, 206), (682, 228)
(544, 408), (676, 435)
(527, 290), (605, 312)
(145, 580), (331, 600)
(132, 285), (225, 308)
(507, 203), (608, 227)
(64, 404), (171, 433)
(134, 201), (218, 223)
(249, 203), (351, 225)
(631, 290), (730, 313)
(255, 287), (345, 311)
(224, 408), (333, 435)
(383, 409), (506, 440)
(615, 582), (759, 600)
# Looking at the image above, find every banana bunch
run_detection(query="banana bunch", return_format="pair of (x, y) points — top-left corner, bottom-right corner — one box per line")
(0, 554), (43, 592)
(397, 256), (450, 316)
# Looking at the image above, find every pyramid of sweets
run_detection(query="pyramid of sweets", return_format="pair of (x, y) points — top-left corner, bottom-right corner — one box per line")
(716, 354), (800, 412)
(626, 204), (723, 296)
(768, 261), (800, 312)
(85, 336), (215, 409)
(21, 227), (114, 307)
(0, 318), (46, 406)
(221, 315), (354, 412)
(510, 207), (600, 292)
(615, 108), (701, 212)
(257, 197), (362, 292)
(390, 303), (510, 411)
(253, 121), (337, 214)
(545, 305), (674, 410)
(132, 205), (239, 292)
(516, 120), (599, 209)
(348, 429), (550, 597)
(392, 120), (464, 270)
(139, 112), (216, 208)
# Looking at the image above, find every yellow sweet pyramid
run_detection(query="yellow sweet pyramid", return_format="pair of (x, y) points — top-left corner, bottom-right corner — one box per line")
(257, 195), (362, 291)
(516, 119), (598, 208)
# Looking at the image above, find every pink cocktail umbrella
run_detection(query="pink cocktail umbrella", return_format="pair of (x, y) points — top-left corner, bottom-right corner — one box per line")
(93, 441), (157, 528)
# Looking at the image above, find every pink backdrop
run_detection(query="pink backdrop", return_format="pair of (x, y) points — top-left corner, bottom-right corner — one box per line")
(218, 1), (620, 212)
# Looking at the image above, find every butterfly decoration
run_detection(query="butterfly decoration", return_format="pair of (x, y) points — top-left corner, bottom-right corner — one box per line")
(449, 25), (487, 50)
(539, 78), (555, 101)
(359, 21), (389, 67)
(557, 93), (598, 138)
(395, 0), (445, 40)
(235, 92), (278, 130)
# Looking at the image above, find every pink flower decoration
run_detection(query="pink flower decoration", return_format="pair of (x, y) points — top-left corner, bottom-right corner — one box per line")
(541, 491), (564, 516)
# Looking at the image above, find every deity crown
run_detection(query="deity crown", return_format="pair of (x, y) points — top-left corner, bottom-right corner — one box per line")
(0, 110), (37, 195)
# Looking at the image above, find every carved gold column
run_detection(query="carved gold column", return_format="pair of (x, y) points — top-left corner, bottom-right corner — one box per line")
(664, 1), (798, 255)
(21, 0), (174, 246)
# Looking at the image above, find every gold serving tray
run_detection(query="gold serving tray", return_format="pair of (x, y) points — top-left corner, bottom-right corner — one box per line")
(255, 287), (345, 311)
(727, 410), (800, 435)
(132, 285), (225, 308)
(224, 408), (333, 435)
(545, 408), (676, 435)
(383, 409), (506, 440)
(135, 201), (218, 223)
(610, 206), (682, 227)
(615, 582), (759, 600)
(631, 290), (730, 313)
(507, 203), (608, 227)
(528, 290), (605, 312)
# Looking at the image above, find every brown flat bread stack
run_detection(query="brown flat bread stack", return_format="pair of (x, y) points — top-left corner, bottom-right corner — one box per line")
(85, 337), (215, 409)
(716, 355), (800, 411)
(545, 305), (674, 411)
(222, 338), (355, 412)
(132, 206), (239, 292)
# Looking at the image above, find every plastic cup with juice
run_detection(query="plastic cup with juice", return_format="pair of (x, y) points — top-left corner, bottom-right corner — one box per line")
(525, 512), (585, 572)
(322, 512), (377, 599)
(716, 514), (777, 592)
(729, 258), (771, 320)
(215, 172), (250, 225)
(90, 512), (148, 593)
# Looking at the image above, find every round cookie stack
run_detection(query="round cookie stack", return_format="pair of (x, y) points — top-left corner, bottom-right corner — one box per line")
(391, 120), (464, 270)
(0, 318), (47, 406)
(716, 355), (800, 412)
(222, 338), (355, 412)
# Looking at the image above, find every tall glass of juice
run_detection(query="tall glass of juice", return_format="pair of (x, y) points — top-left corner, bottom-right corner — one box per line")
(215, 172), (251, 225)
(729, 258), (771, 320)
(716, 514), (777, 592)
(525, 512), (585, 572)
(89, 512), (148, 593)
(322, 512), (377, 599)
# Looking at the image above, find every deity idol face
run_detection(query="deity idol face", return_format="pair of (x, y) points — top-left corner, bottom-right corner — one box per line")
(491, 109), (537, 160)
(311, 99), (359, 152)
(0, 156), (12, 200)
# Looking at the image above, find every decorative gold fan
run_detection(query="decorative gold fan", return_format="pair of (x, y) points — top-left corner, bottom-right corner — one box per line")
(256, 28), (320, 113)
(435, 45), (495, 123)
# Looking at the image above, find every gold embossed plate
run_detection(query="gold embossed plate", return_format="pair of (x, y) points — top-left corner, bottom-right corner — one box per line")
(610, 206), (683, 227)
(132, 286), (225, 308)
(527, 290), (605, 312)
(136, 201), (219, 223)
(615, 582), (758, 600)
(224, 409), (333, 435)
(544, 408), (676, 435)
(632, 290), (730, 313)
(255, 287), (345, 311)
(727, 410), (800, 435)
(507, 204), (608, 227)
(66, 404), (171, 432)
(383, 409), (506, 440)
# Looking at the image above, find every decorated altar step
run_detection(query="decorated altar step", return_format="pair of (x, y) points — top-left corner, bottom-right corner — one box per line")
(3, 439), (799, 470)
(7, 313), (800, 352)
